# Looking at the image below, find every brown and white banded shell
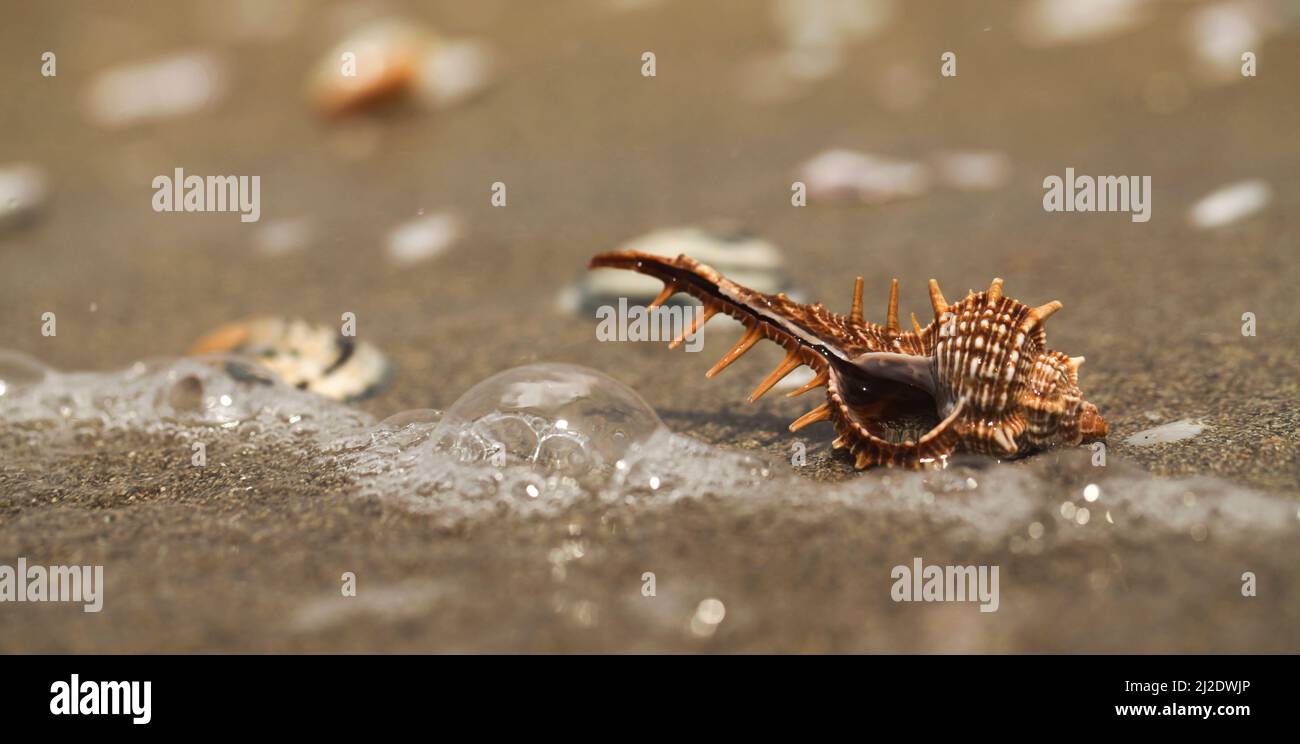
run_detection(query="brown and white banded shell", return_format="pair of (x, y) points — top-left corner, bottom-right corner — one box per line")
(190, 317), (392, 402)
(587, 251), (1108, 469)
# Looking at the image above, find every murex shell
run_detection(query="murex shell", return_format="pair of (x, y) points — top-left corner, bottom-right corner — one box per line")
(588, 251), (1108, 469)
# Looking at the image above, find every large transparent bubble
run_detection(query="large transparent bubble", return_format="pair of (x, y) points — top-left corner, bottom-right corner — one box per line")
(432, 363), (664, 478)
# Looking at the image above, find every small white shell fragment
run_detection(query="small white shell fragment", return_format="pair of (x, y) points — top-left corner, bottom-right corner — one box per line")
(772, 0), (897, 51)
(1185, 1), (1279, 84)
(0, 163), (48, 231)
(580, 224), (789, 311)
(85, 52), (227, 128)
(1187, 180), (1271, 229)
(413, 38), (497, 109)
(1015, 0), (1149, 48)
(1124, 419), (1205, 447)
(931, 150), (1011, 191)
(386, 212), (459, 265)
(190, 317), (393, 401)
(799, 149), (930, 204)
(253, 218), (314, 257)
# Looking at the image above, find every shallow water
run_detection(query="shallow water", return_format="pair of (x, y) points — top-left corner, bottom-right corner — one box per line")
(3, 351), (1298, 651)
(4, 350), (1295, 545)
(5, 351), (1294, 538)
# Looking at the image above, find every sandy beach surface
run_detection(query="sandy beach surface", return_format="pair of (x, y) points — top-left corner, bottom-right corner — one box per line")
(1, 0), (1298, 652)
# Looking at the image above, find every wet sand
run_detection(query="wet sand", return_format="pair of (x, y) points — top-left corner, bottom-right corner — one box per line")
(1, 1), (1298, 652)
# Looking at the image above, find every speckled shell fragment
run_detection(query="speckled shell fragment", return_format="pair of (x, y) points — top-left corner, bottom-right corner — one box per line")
(190, 317), (392, 402)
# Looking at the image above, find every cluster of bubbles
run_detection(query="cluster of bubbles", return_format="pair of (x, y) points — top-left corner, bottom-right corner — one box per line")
(3, 349), (1296, 542)
(2, 351), (696, 515)
(324, 363), (774, 519)
(433, 364), (660, 476)
(0, 349), (367, 449)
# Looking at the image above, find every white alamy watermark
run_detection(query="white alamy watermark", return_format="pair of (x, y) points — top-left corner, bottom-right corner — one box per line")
(891, 557), (999, 612)
(0, 557), (104, 612)
(50, 674), (151, 725)
(595, 299), (706, 352)
(1043, 167), (1151, 223)
(152, 167), (261, 222)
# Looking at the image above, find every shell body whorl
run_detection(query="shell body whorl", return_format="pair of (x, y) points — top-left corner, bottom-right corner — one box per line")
(923, 288), (1098, 458)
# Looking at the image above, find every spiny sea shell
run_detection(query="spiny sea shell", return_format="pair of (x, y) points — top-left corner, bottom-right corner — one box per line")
(588, 251), (1108, 469)
(190, 318), (392, 401)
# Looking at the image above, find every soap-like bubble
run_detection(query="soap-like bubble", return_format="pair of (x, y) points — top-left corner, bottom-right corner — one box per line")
(432, 363), (664, 478)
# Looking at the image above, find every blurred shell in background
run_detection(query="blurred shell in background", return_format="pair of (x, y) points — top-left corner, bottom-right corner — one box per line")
(930, 150), (1012, 192)
(190, 317), (393, 401)
(567, 223), (790, 313)
(799, 149), (930, 204)
(386, 211), (460, 265)
(308, 18), (496, 116)
(414, 38), (498, 109)
(1015, 0), (1151, 47)
(771, 0), (897, 53)
(85, 51), (228, 128)
(0, 163), (48, 233)
(1187, 179), (1272, 229)
(740, 0), (898, 104)
(1186, 0), (1285, 85)
(253, 218), (315, 257)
